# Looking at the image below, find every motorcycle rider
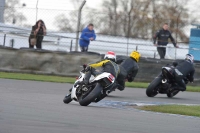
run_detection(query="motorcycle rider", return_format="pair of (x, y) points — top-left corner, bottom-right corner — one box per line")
(116, 51), (141, 91)
(82, 51), (120, 85)
(172, 54), (195, 91)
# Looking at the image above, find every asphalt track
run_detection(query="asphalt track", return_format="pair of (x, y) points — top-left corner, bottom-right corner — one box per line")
(0, 79), (200, 133)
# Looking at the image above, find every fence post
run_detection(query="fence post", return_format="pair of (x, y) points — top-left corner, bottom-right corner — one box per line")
(70, 40), (73, 52)
(152, 0), (155, 37)
(3, 33), (6, 46)
(75, 0), (86, 51)
(10, 39), (14, 48)
(127, 14), (131, 56)
(175, 48), (177, 60)
(36, 0), (39, 21)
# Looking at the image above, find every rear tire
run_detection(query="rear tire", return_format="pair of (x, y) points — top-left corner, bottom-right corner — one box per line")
(63, 94), (72, 104)
(79, 83), (102, 106)
(146, 77), (161, 97)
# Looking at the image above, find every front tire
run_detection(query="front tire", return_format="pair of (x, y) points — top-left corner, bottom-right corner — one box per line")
(146, 77), (161, 97)
(63, 94), (72, 104)
(79, 83), (102, 106)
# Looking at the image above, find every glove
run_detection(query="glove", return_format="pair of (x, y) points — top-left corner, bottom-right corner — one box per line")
(127, 77), (133, 82)
(83, 64), (87, 69)
(172, 62), (178, 67)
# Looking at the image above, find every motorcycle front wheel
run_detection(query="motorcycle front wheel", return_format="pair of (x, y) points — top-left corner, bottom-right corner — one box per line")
(63, 94), (72, 104)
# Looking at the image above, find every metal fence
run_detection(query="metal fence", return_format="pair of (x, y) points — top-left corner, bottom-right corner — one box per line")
(0, 0), (200, 60)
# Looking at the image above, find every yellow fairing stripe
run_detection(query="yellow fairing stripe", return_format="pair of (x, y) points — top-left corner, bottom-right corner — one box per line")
(89, 60), (110, 68)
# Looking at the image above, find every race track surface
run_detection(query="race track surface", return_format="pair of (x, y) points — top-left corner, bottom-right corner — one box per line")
(0, 79), (200, 133)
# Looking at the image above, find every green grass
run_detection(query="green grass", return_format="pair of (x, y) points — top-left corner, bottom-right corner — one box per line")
(0, 72), (199, 92)
(125, 82), (149, 88)
(0, 72), (75, 84)
(138, 105), (200, 117)
(125, 82), (200, 92)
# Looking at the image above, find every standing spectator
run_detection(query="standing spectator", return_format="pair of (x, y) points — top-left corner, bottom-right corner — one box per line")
(29, 19), (46, 49)
(153, 23), (179, 59)
(79, 23), (96, 52)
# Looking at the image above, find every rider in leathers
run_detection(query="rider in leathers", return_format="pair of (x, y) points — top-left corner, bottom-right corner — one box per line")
(116, 51), (141, 91)
(82, 51), (120, 85)
(173, 54), (195, 91)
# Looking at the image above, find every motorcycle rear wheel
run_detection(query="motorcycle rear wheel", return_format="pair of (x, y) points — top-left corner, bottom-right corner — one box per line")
(79, 83), (102, 106)
(146, 77), (161, 97)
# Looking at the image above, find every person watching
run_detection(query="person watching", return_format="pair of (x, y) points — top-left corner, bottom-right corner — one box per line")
(79, 23), (96, 52)
(29, 19), (46, 49)
(153, 23), (178, 59)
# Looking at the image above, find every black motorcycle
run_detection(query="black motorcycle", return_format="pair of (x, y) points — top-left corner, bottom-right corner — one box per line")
(146, 65), (189, 98)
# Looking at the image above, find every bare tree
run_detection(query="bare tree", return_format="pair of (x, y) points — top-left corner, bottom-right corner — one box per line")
(54, 0), (87, 32)
(54, 13), (74, 32)
(95, 0), (193, 42)
(99, 0), (152, 38)
(152, 0), (195, 42)
(55, 0), (194, 42)
(4, 0), (26, 25)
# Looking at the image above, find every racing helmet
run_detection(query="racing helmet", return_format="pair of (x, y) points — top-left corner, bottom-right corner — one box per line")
(130, 51), (141, 62)
(104, 51), (116, 62)
(185, 54), (194, 63)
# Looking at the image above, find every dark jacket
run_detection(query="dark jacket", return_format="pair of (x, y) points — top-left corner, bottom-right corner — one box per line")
(115, 57), (139, 90)
(175, 60), (195, 82)
(119, 57), (139, 80)
(79, 27), (96, 47)
(153, 28), (176, 46)
(29, 26), (44, 39)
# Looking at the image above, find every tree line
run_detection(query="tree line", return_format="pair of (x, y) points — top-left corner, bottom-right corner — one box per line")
(55, 0), (196, 43)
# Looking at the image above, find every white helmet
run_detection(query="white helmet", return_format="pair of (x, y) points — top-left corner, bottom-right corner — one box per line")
(104, 51), (116, 62)
(185, 54), (194, 63)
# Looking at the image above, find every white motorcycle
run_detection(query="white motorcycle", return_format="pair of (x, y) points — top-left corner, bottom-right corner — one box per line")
(63, 65), (116, 106)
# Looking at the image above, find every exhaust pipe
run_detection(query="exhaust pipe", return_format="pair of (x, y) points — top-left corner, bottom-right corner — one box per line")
(162, 79), (167, 83)
(106, 90), (111, 95)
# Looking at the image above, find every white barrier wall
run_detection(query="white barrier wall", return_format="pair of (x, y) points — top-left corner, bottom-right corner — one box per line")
(0, 47), (101, 76)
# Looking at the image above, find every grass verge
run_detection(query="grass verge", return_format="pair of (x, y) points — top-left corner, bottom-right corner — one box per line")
(0, 72), (199, 92)
(138, 105), (200, 118)
(0, 72), (75, 84)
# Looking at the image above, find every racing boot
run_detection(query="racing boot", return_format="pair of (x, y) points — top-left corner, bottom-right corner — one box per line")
(117, 85), (125, 91)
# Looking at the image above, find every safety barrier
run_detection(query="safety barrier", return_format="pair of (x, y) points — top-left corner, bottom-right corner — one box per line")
(0, 47), (199, 85)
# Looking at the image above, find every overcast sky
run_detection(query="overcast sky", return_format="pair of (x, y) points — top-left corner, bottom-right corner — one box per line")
(17, 0), (200, 30)
(19, 0), (200, 11)
(20, 0), (102, 10)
